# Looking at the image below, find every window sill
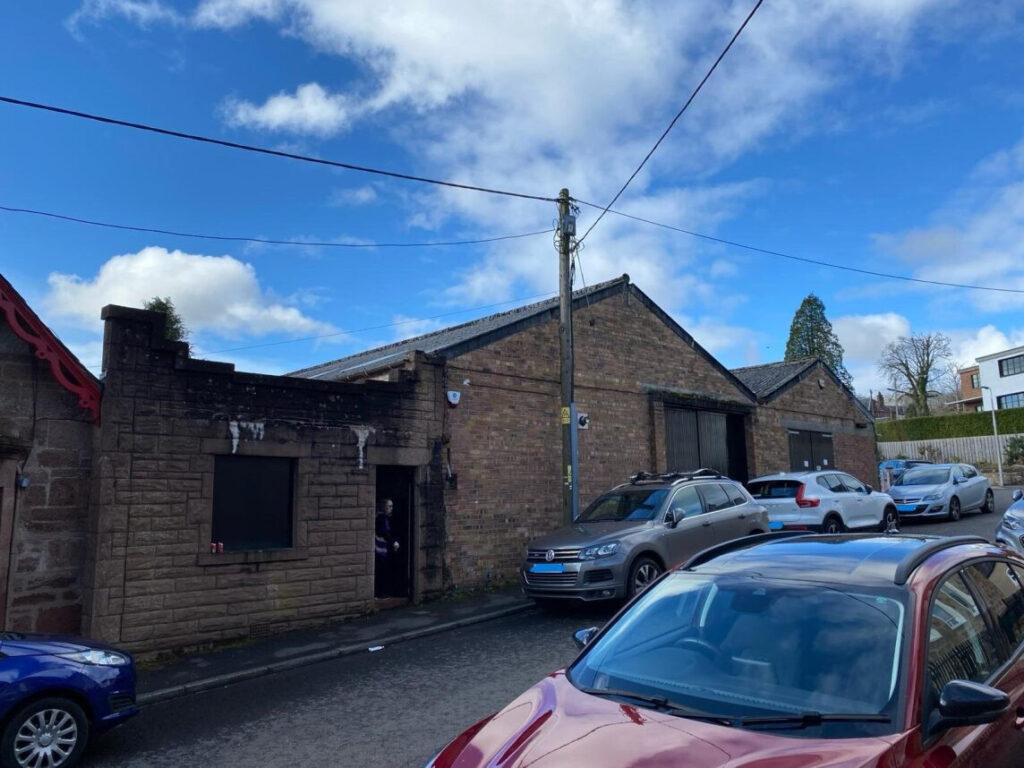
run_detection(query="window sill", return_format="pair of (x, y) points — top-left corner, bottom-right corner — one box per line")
(196, 547), (309, 567)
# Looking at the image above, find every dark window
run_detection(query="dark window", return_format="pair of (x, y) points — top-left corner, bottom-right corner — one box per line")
(839, 474), (866, 493)
(971, 373), (980, 388)
(820, 474), (847, 493)
(212, 456), (294, 550)
(697, 483), (732, 512)
(580, 489), (668, 523)
(747, 480), (800, 499)
(962, 562), (1024, 667)
(724, 483), (747, 506)
(668, 486), (704, 519)
(926, 573), (1000, 694)
(962, 465), (978, 479)
(998, 392), (1024, 410)
(999, 354), (1024, 377)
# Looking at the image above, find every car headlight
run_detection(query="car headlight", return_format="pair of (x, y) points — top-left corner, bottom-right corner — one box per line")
(922, 492), (944, 501)
(1004, 517), (1023, 530)
(580, 542), (619, 560)
(58, 649), (131, 666)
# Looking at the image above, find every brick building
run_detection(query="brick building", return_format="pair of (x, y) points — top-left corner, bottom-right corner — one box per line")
(731, 358), (878, 484)
(0, 273), (877, 653)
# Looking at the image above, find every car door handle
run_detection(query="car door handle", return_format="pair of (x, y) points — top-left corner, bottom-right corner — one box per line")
(737, 513), (746, 519)
(701, 520), (712, 527)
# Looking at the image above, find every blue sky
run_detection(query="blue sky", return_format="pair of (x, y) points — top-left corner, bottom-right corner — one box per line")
(2, 1), (1023, 395)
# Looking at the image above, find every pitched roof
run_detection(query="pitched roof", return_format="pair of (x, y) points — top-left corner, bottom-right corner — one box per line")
(290, 275), (757, 402)
(291, 275), (631, 380)
(0, 272), (101, 422)
(731, 357), (873, 421)
(730, 358), (817, 398)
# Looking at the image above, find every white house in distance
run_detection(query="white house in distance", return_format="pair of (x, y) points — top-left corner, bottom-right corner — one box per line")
(977, 344), (1024, 411)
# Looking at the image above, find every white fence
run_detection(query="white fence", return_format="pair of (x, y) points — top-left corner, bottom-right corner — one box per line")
(878, 433), (1023, 466)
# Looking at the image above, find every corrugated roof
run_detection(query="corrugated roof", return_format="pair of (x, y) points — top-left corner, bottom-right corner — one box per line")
(290, 275), (630, 380)
(730, 358), (817, 398)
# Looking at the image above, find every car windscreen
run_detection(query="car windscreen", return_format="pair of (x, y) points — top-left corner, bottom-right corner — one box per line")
(568, 572), (906, 737)
(895, 467), (950, 486)
(577, 488), (669, 522)
(746, 480), (800, 499)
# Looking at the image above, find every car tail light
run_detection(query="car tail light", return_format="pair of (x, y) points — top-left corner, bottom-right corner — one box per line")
(795, 483), (820, 508)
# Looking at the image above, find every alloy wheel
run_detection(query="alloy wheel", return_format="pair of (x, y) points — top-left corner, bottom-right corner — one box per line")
(948, 497), (961, 522)
(824, 517), (842, 534)
(13, 708), (79, 768)
(632, 561), (662, 595)
(983, 490), (995, 514)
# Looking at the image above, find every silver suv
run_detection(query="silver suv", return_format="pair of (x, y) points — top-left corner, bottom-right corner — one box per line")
(520, 470), (769, 604)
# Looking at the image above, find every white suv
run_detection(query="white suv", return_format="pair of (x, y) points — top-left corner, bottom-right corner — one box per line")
(746, 471), (899, 534)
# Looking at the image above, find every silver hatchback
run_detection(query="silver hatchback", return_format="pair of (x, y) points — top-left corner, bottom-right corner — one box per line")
(520, 470), (770, 603)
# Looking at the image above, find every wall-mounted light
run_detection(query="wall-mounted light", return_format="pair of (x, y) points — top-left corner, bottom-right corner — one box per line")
(15, 474), (30, 489)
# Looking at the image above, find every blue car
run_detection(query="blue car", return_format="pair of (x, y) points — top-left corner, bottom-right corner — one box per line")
(996, 489), (1024, 556)
(0, 633), (138, 767)
(878, 458), (932, 483)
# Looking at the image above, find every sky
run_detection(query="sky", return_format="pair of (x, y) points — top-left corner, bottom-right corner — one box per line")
(2, 1), (1024, 397)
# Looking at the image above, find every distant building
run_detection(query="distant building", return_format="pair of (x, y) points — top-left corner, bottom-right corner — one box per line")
(977, 346), (1024, 410)
(948, 365), (983, 412)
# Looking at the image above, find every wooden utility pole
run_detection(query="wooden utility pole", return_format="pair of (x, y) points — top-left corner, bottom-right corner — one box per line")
(557, 188), (577, 524)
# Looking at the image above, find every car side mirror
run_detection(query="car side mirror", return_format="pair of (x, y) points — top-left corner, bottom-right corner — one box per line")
(865, 485), (873, 494)
(573, 626), (599, 651)
(1013, 489), (1023, 502)
(665, 509), (683, 528)
(928, 680), (1009, 735)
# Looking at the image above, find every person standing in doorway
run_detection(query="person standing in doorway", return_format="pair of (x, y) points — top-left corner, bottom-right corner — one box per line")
(374, 498), (400, 598)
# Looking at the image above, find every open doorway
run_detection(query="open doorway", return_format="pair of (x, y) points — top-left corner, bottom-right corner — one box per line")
(375, 465), (415, 601)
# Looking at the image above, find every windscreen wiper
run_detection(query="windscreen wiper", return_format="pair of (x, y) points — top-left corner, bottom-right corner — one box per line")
(579, 687), (734, 726)
(739, 712), (890, 729)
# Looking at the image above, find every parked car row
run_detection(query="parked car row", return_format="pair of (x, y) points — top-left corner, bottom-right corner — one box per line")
(521, 463), (995, 607)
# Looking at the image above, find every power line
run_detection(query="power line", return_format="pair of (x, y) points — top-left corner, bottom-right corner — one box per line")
(575, 0), (764, 248)
(0, 204), (553, 249)
(575, 199), (1024, 295)
(0, 95), (557, 203)
(80, 289), (560, 369)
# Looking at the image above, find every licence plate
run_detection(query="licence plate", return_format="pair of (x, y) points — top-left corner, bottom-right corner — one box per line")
(897, 504), (916, 512)
(530, 563), (565, 573)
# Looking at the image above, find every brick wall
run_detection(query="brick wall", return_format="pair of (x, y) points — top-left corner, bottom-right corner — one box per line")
(749, 362), (877, 484)
(85, 306), (441, 652)
(0, 323), (92, 633)
(440, 287), (754, 587)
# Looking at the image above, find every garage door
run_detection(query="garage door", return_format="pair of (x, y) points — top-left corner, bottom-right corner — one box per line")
(665, 407), (747, 481)
(787, 429), (835, 472)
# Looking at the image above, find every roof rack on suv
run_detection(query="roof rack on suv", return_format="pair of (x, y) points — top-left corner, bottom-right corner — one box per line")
(682, 531), (811, 570)
(628, 468), (723, 485)
(892, 535), (989, 585)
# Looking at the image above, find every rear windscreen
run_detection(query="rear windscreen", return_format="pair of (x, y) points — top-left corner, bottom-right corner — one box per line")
(746, 480), (801, 499)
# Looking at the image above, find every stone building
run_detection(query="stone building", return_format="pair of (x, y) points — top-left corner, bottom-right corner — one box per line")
(0, 272), (877, 653)
(0, 273), (99, 633)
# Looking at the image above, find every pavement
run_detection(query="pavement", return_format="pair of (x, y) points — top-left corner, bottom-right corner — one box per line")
(136, 587), (532, 706)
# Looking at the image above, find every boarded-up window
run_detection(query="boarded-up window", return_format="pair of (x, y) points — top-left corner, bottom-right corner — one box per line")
(212, 456), (294, 550)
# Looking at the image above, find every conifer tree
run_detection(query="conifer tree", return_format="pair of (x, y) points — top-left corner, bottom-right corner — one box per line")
(784, 293), (853, 387)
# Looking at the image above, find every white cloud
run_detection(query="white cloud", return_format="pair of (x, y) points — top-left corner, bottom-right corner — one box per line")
(832, 312), (912, 395)
(224, 83), (354, 135)
(44, 246), (338, 338)
(66, 0), (183, 36)
(947, 325), (1024, 367)
(877, 135), (1024, 312)
(71, 0), (961, 315)
(329, 185), (378, 207)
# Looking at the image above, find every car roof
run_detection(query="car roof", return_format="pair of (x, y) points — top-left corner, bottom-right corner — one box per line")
(685, 533), (990, 586)
(747, 471), (836, 482)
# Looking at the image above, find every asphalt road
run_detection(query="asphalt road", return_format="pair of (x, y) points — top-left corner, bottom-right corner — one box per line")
(79, 487), (1019, 767)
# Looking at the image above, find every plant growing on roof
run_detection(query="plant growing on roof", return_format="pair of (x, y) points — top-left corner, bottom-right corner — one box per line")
(144, 296), (189, 349)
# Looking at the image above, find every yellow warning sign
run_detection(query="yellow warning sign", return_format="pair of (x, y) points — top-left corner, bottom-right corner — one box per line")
(560, 406), (570, 425)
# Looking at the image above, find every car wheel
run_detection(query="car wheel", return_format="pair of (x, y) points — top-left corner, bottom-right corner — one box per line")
(0, 697), (89, 768)
(879, 506), (899, 532)
(628, 556), (662, 598)
(948, 496), (961, 522)
(982, 489), (995, 514)
(823, 515), (844, 535)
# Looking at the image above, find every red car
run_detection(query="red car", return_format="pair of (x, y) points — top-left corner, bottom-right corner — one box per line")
(426, 533), (1024, 768)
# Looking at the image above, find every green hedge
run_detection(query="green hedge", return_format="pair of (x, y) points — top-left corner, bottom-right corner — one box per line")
(877, 409), (1024, 442)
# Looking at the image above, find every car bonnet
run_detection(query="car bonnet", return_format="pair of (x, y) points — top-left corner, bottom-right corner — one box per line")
(434, 672), (894, 768)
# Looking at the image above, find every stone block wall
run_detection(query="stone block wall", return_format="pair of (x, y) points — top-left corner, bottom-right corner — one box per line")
(85, 306), (440, 652)
(0, 323), (93, 633)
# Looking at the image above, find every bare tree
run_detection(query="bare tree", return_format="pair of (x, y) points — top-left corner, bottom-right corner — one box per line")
(878, 333), (953, 417)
